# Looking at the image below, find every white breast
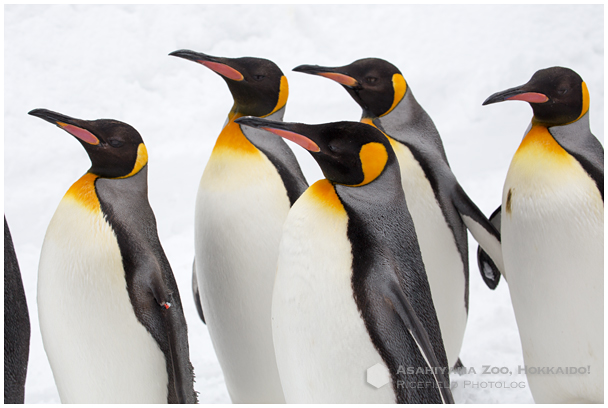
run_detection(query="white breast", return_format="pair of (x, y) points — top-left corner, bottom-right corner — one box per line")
(194, 150), (289, 403)
(502, 142), (604, 403)
(392, 143), (466, 369)
(37, 198), (168, 403)
(271, 187), (396, 404)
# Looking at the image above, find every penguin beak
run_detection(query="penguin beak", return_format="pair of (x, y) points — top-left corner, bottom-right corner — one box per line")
(235, 116), (320, 152)
(483, 84), (549, 106)
(28, 108), (100, 145)
(293, 64), (359, 88)
(169, 49), (244, 81)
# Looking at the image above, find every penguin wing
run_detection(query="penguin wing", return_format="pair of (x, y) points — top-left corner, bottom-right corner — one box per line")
(191, 258), (205, 324)
(549, 122), (604, 201)
(4, 216), (30, 404)
(144, 258), (197, 404)
(382, 278), (455, 404)
(476, 206), (503, 288)
(451, 184), (504, 278)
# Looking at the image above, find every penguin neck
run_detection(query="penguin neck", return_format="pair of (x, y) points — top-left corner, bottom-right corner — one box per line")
(367, 89), (449, 164)
(335, 161), (404, 210)
(95, 167), (152, 227)
(63, 166), (149, 214)
(533, 110), (590, 134)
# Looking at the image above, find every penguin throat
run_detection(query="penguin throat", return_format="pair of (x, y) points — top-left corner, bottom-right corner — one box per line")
(515, 123), (570, 161)
(213, 118), (259, 155)
(308, 179), (344, 213)
(64, 173), (101, 213)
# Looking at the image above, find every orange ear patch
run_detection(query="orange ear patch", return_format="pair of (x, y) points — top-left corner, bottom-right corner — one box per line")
(118, 143), (148, 179)
(380, 73), (407, 117)
(576, 82), (590, 121)
(351, 142), (388, 186)
(266, 76), (289, 117)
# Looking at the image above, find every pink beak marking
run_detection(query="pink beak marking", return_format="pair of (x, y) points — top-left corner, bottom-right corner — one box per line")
(318, 72), (358, 87)
(262, 128), (320, 152)
(58, 123), (100, 145)
(200, 61), (244, 81)
(507, 92), (549, 103)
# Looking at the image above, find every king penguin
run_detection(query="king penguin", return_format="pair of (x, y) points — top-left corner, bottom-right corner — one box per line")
(293, 58), (504, 368)
(483, 67), (603, 403)
(4, 216), (30, 404)
(29, 109), (197, 404)
(169, 50), (308, 403)
(236, 116), (454, 404)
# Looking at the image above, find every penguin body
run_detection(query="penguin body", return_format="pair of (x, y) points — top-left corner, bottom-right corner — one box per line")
(4, 217), (31, 404)
(237, 118), (453, 404)
(30, 109), (196, 404)
(484, 67), (604, 403)
(170, 50), (307, 403)
(294, 59), (503, 368)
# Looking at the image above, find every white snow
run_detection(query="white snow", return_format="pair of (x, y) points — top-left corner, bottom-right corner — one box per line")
(4, 4), (603, 404)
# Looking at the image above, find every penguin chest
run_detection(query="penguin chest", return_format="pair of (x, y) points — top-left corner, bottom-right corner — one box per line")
(390, 141), (466, 368)
(37, 194), (168, 403)
(272, 180), (395, 403)
(194, 144), (290, 402)
(502, 126), (603, 402)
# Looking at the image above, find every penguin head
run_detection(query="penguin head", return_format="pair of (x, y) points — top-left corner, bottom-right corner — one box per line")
(483, 67), (589, 126)
(235, 117), (394, 187)
(293, 58), (407, 118)
(170, 49), (288, 118)
(28, 109), (147, 178)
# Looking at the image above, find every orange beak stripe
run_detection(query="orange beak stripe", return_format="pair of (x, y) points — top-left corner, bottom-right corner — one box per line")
(318, 72), (358, 87)
(57, 122), (100, 145)
(200, 60), (244, 81)
(262, 127), (320, 152)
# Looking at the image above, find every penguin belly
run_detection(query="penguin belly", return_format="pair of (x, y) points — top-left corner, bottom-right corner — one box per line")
(194, 149), (289, 403)
(38, 194), (168, 403)
(272, 182), (396, 404)
(391, 142), (466, 369)
(502, 129), (604, 403)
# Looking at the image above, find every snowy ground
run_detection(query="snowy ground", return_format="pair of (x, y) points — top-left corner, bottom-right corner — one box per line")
(4, 4), (603, 404)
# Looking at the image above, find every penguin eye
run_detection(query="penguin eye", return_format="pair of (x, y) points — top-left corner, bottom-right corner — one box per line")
(557, 88), (568, 95)
(252, 75), (265, 81)
(365, 77), (378, 84)
(108, 139), (124, 148)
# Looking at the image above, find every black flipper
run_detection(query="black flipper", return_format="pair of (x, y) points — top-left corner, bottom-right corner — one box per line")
(451, 184), (504, 281)
(383, 278), (455, 404)
(4, 216), (30, 404)
(192, 259), (205, 324)
(476, 206), (502, 289)
(148, 267), (191, 404)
